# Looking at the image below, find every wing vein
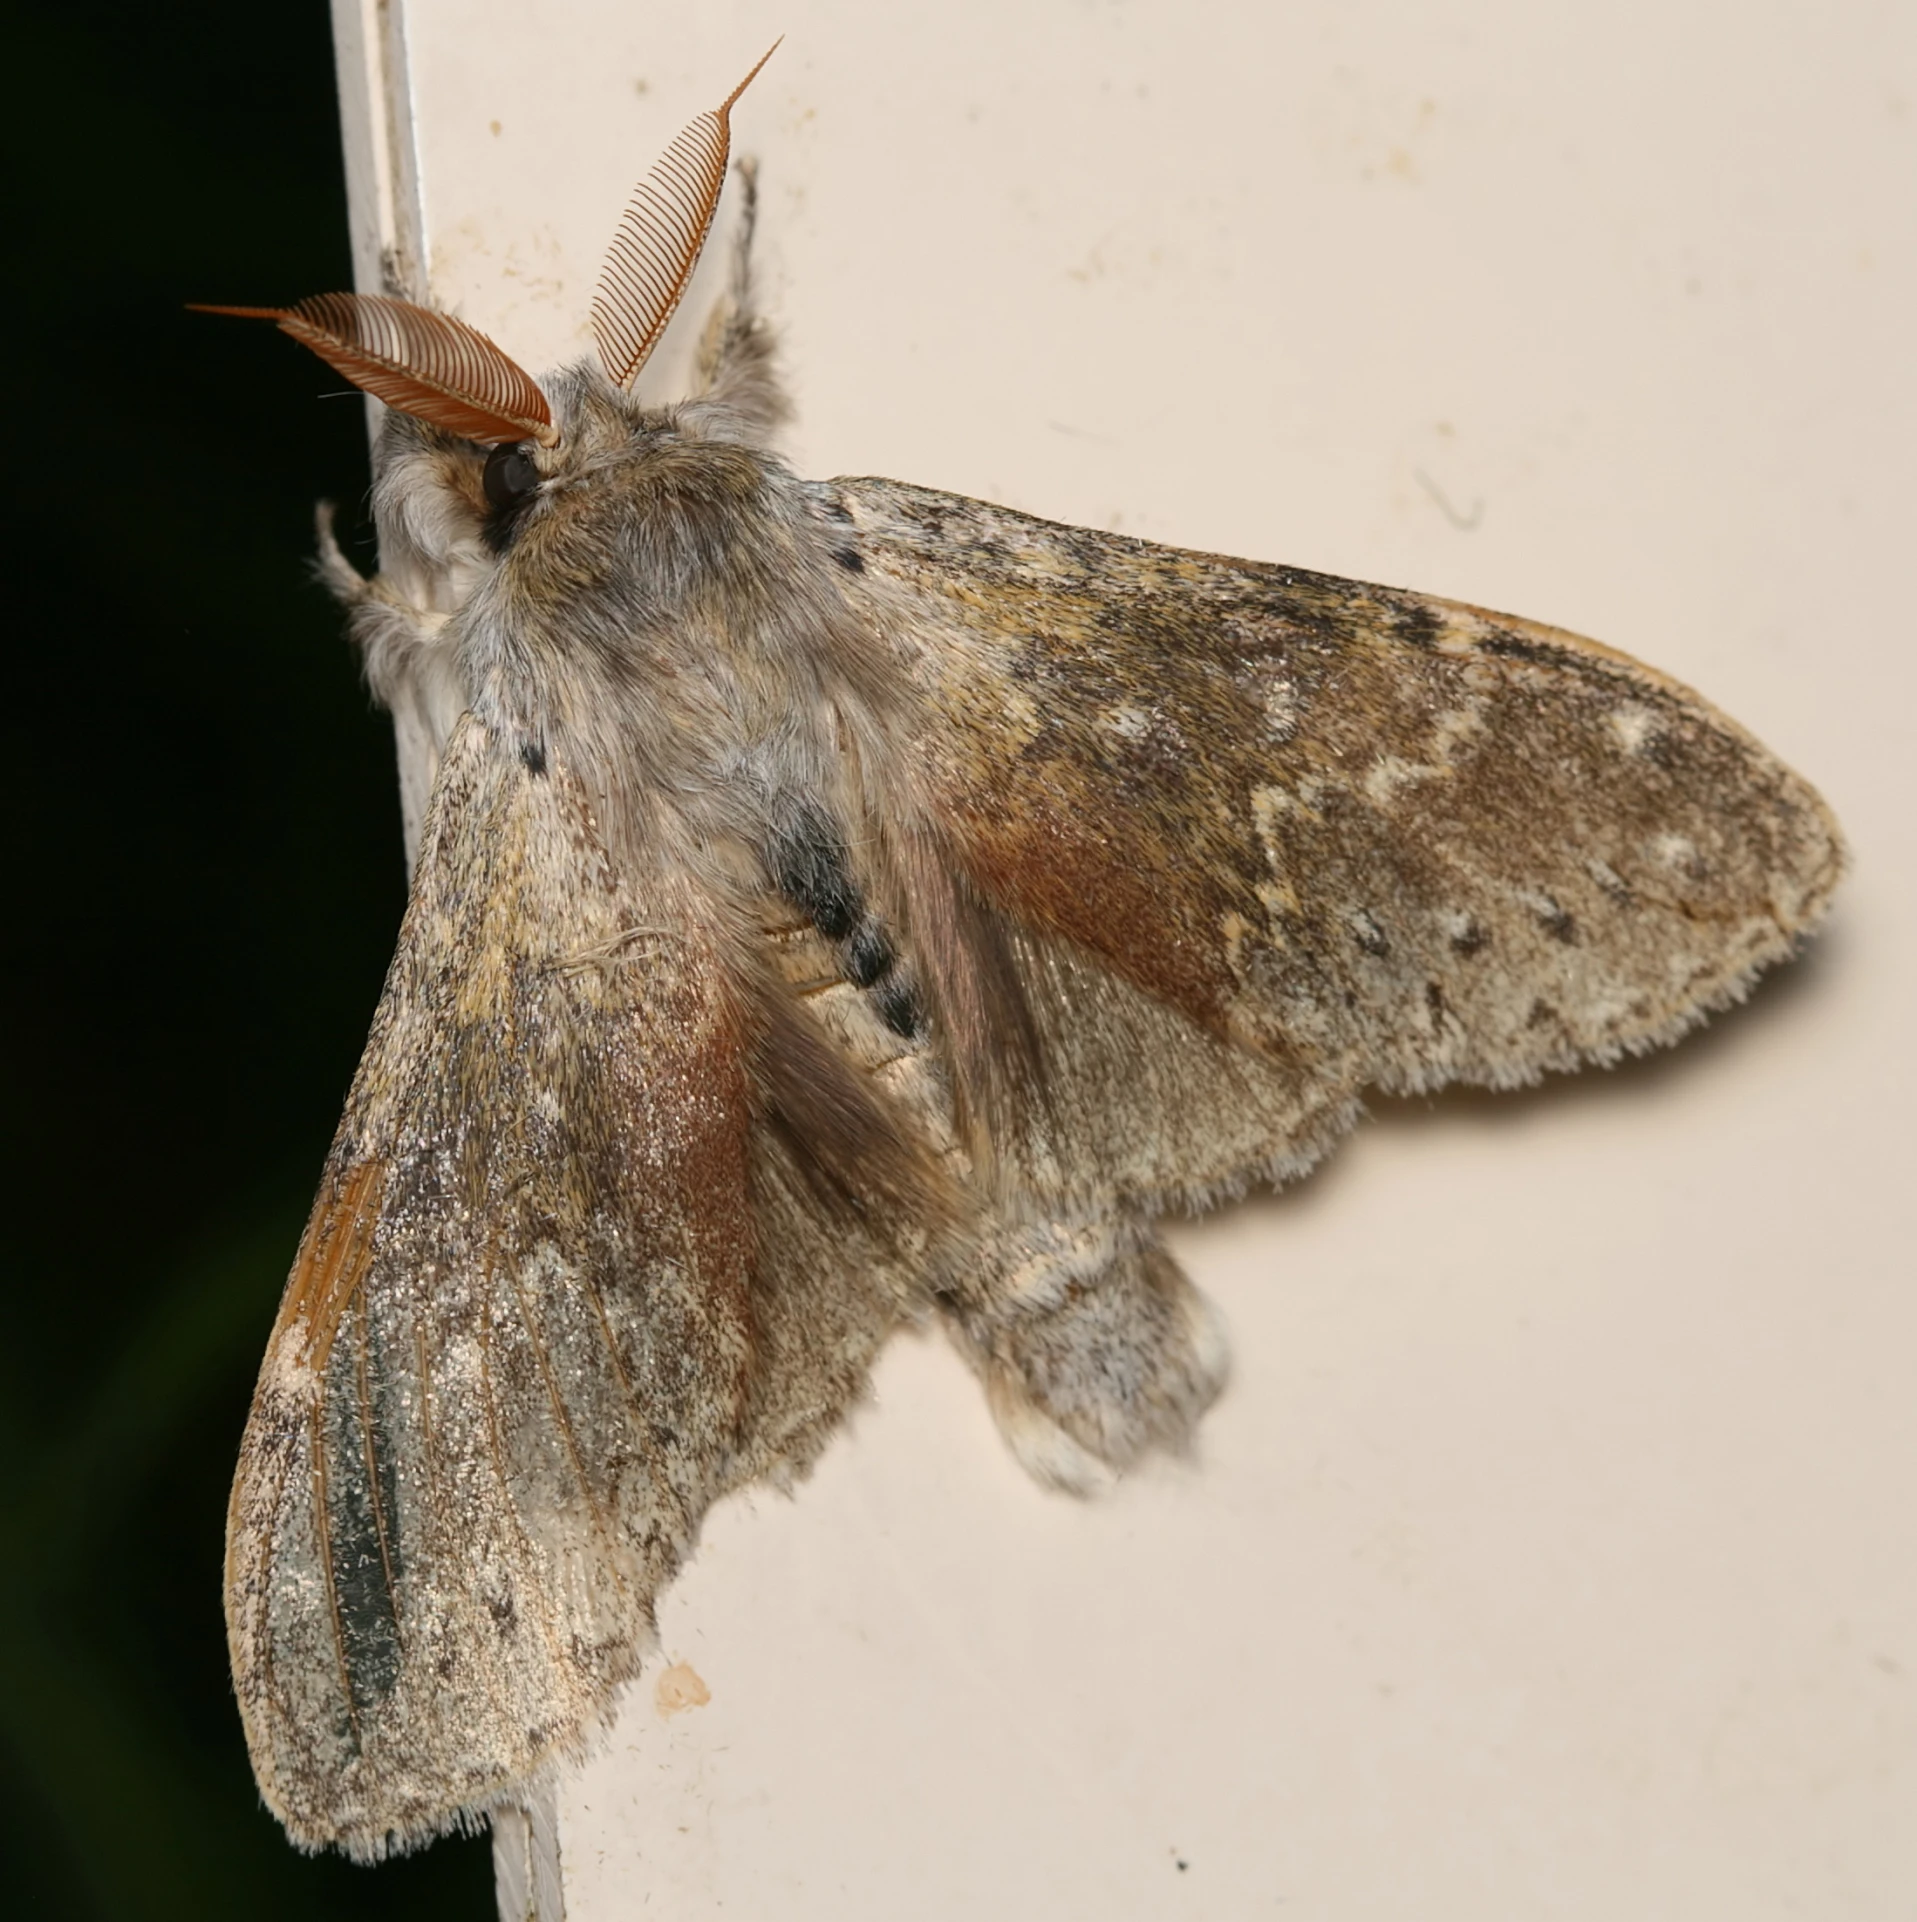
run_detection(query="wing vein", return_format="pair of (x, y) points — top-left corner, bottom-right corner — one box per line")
(307, 1398), (363, 1747)
(501, 1263), (637, 1607)
(578, 1269), (696, 1539)
(473, 1241), (580, 1681)
(352, 1291), (405, 1640)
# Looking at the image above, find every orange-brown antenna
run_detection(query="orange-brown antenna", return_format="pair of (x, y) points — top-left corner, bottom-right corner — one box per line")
(590, 40), (782, 391)
(191, 293), (557, 446)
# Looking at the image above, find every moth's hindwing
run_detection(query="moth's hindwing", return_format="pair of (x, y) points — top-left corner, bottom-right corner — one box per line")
(834, 479), (1843, 1203)
(224, 714), (897, 1856)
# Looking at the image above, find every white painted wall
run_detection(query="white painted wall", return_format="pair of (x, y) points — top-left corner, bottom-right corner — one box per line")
(330, 2), (1915, 1915)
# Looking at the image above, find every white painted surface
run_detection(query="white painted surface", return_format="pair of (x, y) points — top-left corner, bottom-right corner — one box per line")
(330, 2), (1914, 1915)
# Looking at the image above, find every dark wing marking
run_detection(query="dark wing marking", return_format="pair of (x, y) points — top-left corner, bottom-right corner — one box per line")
(226, 713), (905, 1858)
(832, 478), (1844, 1206)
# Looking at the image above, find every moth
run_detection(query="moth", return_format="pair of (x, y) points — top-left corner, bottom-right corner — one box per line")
(205, 48), (1843, 1865)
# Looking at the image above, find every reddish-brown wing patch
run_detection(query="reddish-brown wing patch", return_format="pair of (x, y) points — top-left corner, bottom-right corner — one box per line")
(275, 1160), (387, 1373)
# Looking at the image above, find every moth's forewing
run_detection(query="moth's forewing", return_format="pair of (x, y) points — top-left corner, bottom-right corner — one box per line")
(226, 714), (764, 1858)
(836, 479), (1842, 1201)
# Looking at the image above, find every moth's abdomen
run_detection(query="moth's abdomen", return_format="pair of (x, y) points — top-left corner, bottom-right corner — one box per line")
(766, 800), (927, 1043)
(763, 910), (957, 1159)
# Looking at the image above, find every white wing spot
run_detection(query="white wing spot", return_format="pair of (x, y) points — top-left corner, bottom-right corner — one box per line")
(1514, 886), (1576, 935)
(1360, 706), (1481, 808)
(1429, 703), (1485, 760)
(1364, 754), (1434, 806)
(1250, 783), (1301, 837)
(1256, 879), (1300, 925)
(1105, 704), (1152, 740)
(1249, 788), (1289, 881)
(1610, 704), (1660, 754)
(1234, 660), (1301, 741)
(995, 687), (1040, 736)
(1348, 908), (1389, 956)
(1584, 857), (1631, 900)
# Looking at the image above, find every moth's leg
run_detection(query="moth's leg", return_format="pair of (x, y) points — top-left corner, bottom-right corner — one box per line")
(689, 157), (791, 441)
(942, 1215), (1230, 1494)
(313, 500), (464, 863)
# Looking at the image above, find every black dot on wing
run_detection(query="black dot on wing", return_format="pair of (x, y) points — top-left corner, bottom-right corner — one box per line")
(1394, 600), (1444, 650)
(1536, 899), (1578, 944)
(835, 547), (865, 573)
(1638, 725), (1683, 771)
(519, 738), (548, 776)
(1350, 911), (1391, 958)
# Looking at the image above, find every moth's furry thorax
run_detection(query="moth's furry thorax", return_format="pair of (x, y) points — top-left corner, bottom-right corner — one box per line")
(345, 361), (893, 895)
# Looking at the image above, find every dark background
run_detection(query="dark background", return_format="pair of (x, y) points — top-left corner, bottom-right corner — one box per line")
(1, 2), (493, 1913)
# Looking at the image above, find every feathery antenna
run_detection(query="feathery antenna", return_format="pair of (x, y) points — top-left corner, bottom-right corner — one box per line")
(191, 294), (556, 446)
(590, 41), (782, 391)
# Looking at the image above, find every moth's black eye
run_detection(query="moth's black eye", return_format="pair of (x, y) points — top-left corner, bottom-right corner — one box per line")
(483, 442), (541, 510)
